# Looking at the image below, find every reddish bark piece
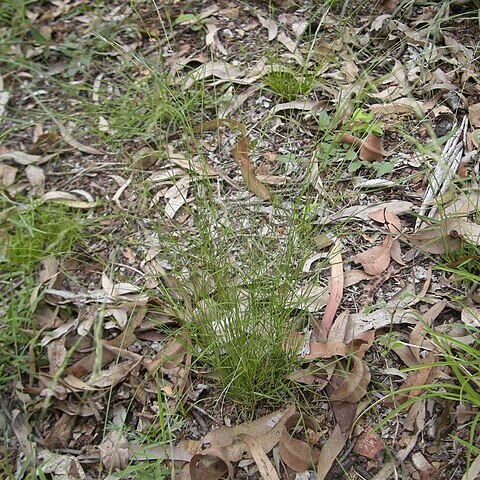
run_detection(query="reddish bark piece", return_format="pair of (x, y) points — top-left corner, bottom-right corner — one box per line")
(353, 429), (383, 459)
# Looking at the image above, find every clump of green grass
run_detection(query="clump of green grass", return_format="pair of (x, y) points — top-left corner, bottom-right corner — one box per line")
(152, 181), (325, 409)
(0, 198), (83, 388)
(89, 71), (211, 145)
(263, 69), (314, 101)
(2, 199), (82, 271)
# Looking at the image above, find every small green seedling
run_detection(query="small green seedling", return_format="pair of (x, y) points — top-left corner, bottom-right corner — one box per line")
(349, 108), (383, 137)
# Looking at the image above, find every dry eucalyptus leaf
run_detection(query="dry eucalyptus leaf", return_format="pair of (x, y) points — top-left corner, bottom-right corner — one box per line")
(327, 200), (413, 223)
(353, 235), (393, 276)
(190, 447), (234, 480)
(447, 217), (480, 246)
(368, 208), (402, 233)
(257, 13), (278, 41)
(89, 361), (137, 388)
(198, 404), (295, 463)
(329, 356), (371, 403)
(0, 164), (17, 187)
(239, 433), (280, 480)
(461, 306), (480, 328)
(279, 413), (320, 471)
(321, 240), (344, 336)
(99, 430), (130, 471)
(184, 61), (244, 89)
(469, 103), (480, 128)
(0, 151), (43, 165)
(316, 425), (347, 480)
(41, 191), (97, 209)
(165, 177), (191, 219)
(0, 74), (9, 123)
(39, 452), (86, 480)
(25, 165), (45, 194)
(59, 125), (104, 155)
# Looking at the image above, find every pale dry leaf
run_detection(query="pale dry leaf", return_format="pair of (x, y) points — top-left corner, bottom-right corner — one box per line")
(304, 341), (348, 359)
(371, 97), (433, 116)
(461, 453), (480, 480)
(240, 434), (280, 480)
(406, 223), (461, 254)
(190, 447), (234, 480)
(112, 177), (132, 209)
(59, 124), (104, 155)
(167, 144), (218, 177)
(99, 431), (130, 472)
(165, 177), (191, 219)
(329, 356), (371, 403)
(184, 61), (244, 89)
(388, 351), (437, 405)
(327, 200), (413, 223)
(40, 452), (86, 480)
(461, 306), (480, 328)
(390, 239), (404, 265)
(0, 74), (9, 123)
(444, 191), (480, 217)
(344, 269), (372, 287)
(353, 235), (393, 276)
(292, 284), (329, 313)
(342, 60), (359, 82)
(89, 361), (137, 388)
(271, 100), (323, 115)
(130, 442), (193, 462)
(368, 208), (402, 233)
(0, 164), (17, 187)
(41, 191), (97, 209)
(345, 308), (417, 343)
(257, 13), (278, 41)
(199, 404), (295, 463)
(0, 151), (43, 165)
(98, 115), (112, 133)
(302, 252), (324, 273)
(277, 31), (297, 53)
(47, 337), (67, 376)
(12, 410), (35, 461)
(447, 217), (480, 246)
(256, 174), (286, 185)
(25, 165), (45, 194)
(469, 103), (480, 128)
(205, 22), (227, 55)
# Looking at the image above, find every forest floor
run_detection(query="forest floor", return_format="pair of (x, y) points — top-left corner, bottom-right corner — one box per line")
(1, 1), (480, 479)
